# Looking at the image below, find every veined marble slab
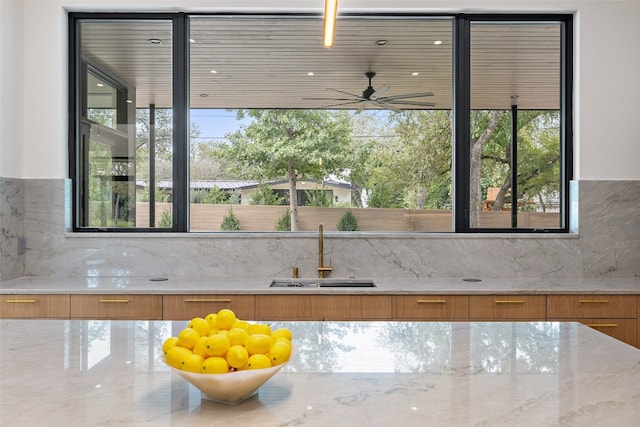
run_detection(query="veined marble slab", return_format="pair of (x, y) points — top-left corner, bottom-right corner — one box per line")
(2, 275), (640, 294)
(1, 320), (639, 426)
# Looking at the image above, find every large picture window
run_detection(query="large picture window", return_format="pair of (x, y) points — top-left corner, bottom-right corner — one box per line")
(69, 13), (572, 233)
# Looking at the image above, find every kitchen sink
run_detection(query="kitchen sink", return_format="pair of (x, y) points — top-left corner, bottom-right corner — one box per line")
(269, 278), (376, 288)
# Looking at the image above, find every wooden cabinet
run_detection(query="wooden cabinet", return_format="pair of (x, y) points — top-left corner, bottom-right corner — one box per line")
(255, 295), (314, 320)
(0, 294), (70, 318)
(255, 295), (392, 320)
(469, 295), (546, 320)
(70, 294), (162, 319)
(547, 294), (637, 346)
(393, 295), (469, 320)
(163, 294), (255, 320)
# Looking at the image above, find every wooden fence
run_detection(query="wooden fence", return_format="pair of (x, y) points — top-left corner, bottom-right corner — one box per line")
(136, 203), (560, 231)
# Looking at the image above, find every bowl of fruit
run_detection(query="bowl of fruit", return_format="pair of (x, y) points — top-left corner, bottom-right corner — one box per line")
(162, 309), (292, 404)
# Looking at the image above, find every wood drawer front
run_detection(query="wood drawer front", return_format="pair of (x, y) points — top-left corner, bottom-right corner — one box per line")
(312, 295), (393, 320)
(393, 295), (469, 320)
(469, 295), (546, 320)
(547, 295), (636, 319)
(163, 295), (254, 320)
(70, 295), (162, 319)
(0, 295), (70, 318)
(255, 295), (315, 320)
(575, 319), (637, 347)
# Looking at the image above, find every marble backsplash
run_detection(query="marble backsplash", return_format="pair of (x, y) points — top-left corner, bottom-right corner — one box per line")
(0, 178), (638, 281)
(0, 178), (25, 281)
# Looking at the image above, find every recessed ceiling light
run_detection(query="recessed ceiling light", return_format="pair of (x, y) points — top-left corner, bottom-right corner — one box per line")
(210, 70), (217, 74)
(148, 38), (163, 45)
(189, 38), (195, 43)
(411, 72), (420, 76)
(375, 40), (388, 46)
(433, 40), (443, 45)
(307, 72), (314, 76)
(96, 83), (104, 87)
(200, 94), (208, 98)
(126, 99), (133, 104)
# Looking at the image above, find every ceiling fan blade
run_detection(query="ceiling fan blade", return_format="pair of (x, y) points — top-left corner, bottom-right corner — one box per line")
(380, 92), (434, 101)
(369, 85), (390, 101)
(302, 97), (355, 101)
(375, 101), (402, 113)
(327, 88), (362, 98)
(319, 101), (362, 109)
(354, 101), (368, 114)
(388, 100), (436, 107)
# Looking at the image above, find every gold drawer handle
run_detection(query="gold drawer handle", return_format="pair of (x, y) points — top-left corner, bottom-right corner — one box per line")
(183, 298), (232, 303)
(6, 299), (38, 303)
(99, 299), (130, 303)
(417, 299), (447, 304)
(495, 300), (525, 304)
(579, 299), (609, 304)
(585, 323), (617, 328)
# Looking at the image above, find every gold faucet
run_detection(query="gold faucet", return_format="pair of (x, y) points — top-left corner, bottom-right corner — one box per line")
(317, 224), (332, 278)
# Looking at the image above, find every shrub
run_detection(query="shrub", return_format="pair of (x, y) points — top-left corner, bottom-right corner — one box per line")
(159, 209), (172, 228)
(220, 209), (240, 231)
(250, 184), (284, 205)
(336, 209), (359, 231)
(274, 210), (291, 231)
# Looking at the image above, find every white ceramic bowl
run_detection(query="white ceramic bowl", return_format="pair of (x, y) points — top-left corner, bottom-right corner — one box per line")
(163, 357), (287, 404)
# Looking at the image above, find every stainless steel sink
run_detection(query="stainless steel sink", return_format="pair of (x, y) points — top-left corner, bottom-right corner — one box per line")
(270, 278), (376, 288)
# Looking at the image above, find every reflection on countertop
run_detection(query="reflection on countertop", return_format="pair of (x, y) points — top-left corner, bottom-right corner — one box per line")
(1, 319), (640, 426)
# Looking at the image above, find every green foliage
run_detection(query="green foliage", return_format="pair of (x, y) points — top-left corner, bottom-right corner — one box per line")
(336, 209), (359, 231)
(220, 209), (240, 231)
(203, 187), (229, 204)
(250, 184), (284, 205)
(274, 210), (291, 231)
(158, 209), (172, 228)
(304, 189), (333, 207)
(368, 183), (405, 208)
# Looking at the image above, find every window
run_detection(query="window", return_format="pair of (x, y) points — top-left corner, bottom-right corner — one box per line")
(69, 13), (572, 233)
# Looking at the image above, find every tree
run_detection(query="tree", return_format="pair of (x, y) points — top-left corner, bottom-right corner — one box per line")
(336, 209), (359, 231)
(222, 109), (352, 231)
(220, 209), (240, 231)
(249, 183), (284, 205)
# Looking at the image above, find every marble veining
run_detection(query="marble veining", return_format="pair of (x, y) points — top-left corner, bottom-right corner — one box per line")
(1, 319), (640, 426)
(1, 179), (639, 282)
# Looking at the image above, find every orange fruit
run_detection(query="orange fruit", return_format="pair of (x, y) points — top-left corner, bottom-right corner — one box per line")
(226, 345), (249, 369)
(202, 357), (230, 374)
(177, 327), (200, 350)
(247, 354), (271, 370)
(205, 334), (230, 356)
(245, 334), (273, 355)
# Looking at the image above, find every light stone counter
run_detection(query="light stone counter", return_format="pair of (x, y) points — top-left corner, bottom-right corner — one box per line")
(2, 275), (640, 294)
(1, 319), (640, 426)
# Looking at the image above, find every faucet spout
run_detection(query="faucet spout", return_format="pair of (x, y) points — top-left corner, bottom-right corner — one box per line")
(317, 224), (333, 278)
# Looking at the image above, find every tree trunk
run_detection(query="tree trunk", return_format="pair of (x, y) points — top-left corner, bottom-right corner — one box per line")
(287, 159), (299, 231)
(469, 110), (503, 227)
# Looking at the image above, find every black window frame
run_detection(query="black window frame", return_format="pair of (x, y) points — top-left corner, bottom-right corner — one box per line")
(68, 12), (573, 233)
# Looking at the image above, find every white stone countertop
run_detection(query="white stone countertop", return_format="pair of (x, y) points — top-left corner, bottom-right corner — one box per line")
(2, 275), (640, 294)
(2, 319), (640, 426)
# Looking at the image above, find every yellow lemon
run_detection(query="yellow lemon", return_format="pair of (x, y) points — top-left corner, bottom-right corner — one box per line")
(226, 345), (249, 369)
(215, 309), (237, 330)
(247, 354), (272, 370)
(205, 313), (218, 329)
(187, 317), (210, 337)
(268, 341), (291, 366)
(202, 356), (230, 374)
(248, 323), (272, 336)
(181, 353), (204, 373)
(205, 334), (230, 356)
(245, 334), (273, 355)
(271, 328), (293, 342)
(162, 336), (179, 355)
(227, 328), (250, 346)
(231, 320), (251, 332)
(208, 327), (220, 336)
(192, 336), (209, 358)
(177, 327), (200, 350)
(166, 346), (192, 369)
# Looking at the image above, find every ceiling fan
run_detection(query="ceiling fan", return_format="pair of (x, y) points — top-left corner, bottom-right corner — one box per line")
(305, 71), (436, 113)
